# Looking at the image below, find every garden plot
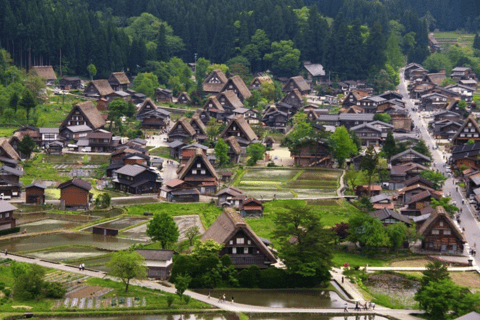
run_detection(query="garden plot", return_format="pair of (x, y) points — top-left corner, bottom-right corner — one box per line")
(238, 169), (342, 199)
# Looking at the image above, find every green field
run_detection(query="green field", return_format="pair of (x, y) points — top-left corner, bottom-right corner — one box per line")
(434, 31), (475, 47)
(237, 168), (342, 199)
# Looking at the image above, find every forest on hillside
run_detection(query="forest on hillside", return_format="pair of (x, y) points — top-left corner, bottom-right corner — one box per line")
(0, 0), (466, 81)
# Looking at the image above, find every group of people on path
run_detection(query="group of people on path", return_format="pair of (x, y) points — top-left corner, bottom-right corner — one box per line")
(210, 292), (233, 304)
(78, 263), (86, 271)
(344, 301), (375, 312)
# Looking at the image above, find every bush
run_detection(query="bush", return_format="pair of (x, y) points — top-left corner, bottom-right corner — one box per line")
(0, 281), (5, 291)
(221, 255), (232, 267)
(236, 265), (260, 288)
(44, 281), (66, 299)
(3, 288), (11, 297)
(166, 295), (175, 307)
(258, 268), (288, 288)
(183, 295), (191, 304)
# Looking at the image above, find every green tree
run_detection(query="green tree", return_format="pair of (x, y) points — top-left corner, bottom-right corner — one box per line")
(87, 64), (97, 80)
(108, 98), (129, 119)
(13, 264), (45, 301)
(386, 222), (408, 250)
(156, 24), (169, 61)
(17, 135), (36, 159)
(373, 113), (391, 123)
(385, 31), (404, 70)
(185, 226), (200, 246)
(106, 250), (147, 292)
(431, 197), (459, 214)
(195, 58), (210, 86)
(206, 118), (221, 146)
(260, 82), (276, 102)
(458, 100), (467, 110)
(214, 138), (230, 167)
(273, 203), (335, 281)
(133, 73), (160, 98)
(365, 22), (386, 75)
(10, 261), (29, 280)
(345, 170), (359, 192)
(420, 260), (450, 290)
(382, 131), (397, 160)
(246, 143), (266, 166)
(191, 239), (223, 259)
(474, 33), (480, 51)
(374, 69), (394, 93)
(420, 170), (447, 190)
(423, 52), (453, 75)
(413, 139), (432, 158)
(96, 193), (111, 208)
(19, 90), (36, 121)
(348, 212), (390, 250)
(146, 212), (179, 249)
(264, 40), (300, 76)
(415, 279), (462, 320)
(330, 126), (357, 168)
(175, 274), (191, 298)
(360, 145), (379, 196)
(9, 92), (19, 112)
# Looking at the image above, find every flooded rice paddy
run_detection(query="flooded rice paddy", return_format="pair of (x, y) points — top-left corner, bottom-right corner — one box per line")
(29, 246), (108, 261)
(17, 219), (82, 233)
(44, 314), (388, 320)
(194, 289), (348, 308)
(85, 218), (148, 232)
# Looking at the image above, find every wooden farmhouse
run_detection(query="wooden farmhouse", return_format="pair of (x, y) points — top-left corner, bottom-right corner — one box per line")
(280, 88), (304, 110)
(108, 72), (130, 91)
(419, 206), (465, 254)
(177, 92), (191, 104)
(220, 115), (259, 147)
(167, 117), (196, 143)
(217, 90), (244, 114)
(177, 148), (219, 195)
(0, 201), (17, 232)
(136, 98), (157, 119)
(450, 142), (480, 170)
(0, 139), (20, 161)
(240, 198), (264, 217)
(190, 115), (207, 143)
(155, 88), (173, 103)
(203, 69), (228, 95)
(400, 190), (442, 217)
(250, 76), (272, 90)
(221, 75), (252, 102)
(31, 66), (56, 85)
(370, 208), (412, 226)
(390, 149), (431, 166)
(0, 166), (23, 198)
(202, 96), (225, 122)
(201, 207), (276, 268)
(113, 164), (161, 194)
(282, 76), (310, 95)
(452, 115), (480, 145)
(291, 141), (332, 167)
(60, 101), (106, 134)
(138, 109), (170, 130)
(58, 178), (92, 210)
(342, 89), (369, 108)
(83, 80), (114, 99)
(135, 249), (174, 280)
(25, 183), (46, 205)
(159, 178), (200, 203)
(59, 77), (82, 90)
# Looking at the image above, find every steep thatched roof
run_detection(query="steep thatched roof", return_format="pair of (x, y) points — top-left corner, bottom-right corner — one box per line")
(226, 136), (242, 154)
(221, 75), (252, 100)
(178, 148), (219, 180)
(88, 80), (114, 96)
(0, 138), (20, 161)
(32, 66), (56, 80)
(221, 115), (258, 142)
(218, 90), (244, 109)
(61, 101), (106, 130)
(419, 206), (465, 242)
(203, 69), (228, 93)
(109, 72), (130, 85)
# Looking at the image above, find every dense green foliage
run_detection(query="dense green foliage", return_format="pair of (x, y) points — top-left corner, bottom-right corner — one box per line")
(146, 212), (180, 249)
(106, 250), (147, 292)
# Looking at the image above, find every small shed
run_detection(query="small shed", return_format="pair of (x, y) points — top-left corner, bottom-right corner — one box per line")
(25, 183), (46, 205)
(46, 141), (63, 155)
(135, 249), (175, 280)
(240, 198), (264, 217)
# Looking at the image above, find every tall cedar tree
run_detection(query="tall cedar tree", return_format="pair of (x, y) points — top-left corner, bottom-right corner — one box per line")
(156, 24), (169, 61)
(365, 22), (386, 75)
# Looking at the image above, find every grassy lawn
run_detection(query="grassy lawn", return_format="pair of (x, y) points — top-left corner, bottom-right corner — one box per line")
(332, 251), (390, 267)
(21, 154), (67, 186)
(450, 272), (480, 289)
(434, 31), (475, 47)
(0, 127), (17, 137)
(148, 147), (174, 159)
(126, 203), (223, 229)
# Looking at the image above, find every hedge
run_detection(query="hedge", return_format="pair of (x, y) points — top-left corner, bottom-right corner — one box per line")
(0, 227), (20, 236)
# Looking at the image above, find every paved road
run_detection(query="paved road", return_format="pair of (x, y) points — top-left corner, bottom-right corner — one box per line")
(398, 70), (479, 266)
(2, 253), (422, 320)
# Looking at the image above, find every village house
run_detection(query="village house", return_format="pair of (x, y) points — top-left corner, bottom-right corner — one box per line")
(155, 88), (173, 103)
(452, 115), (480, 145)
(397, 183), (441, 206)
(357, 96), (386, 113)
(464, 171), (480, 197)
(138, 108), (171, 130)
(25, 183), (46, 205)
(202, 96), (225, 122)
(250, 76), (273, 90)
(243, 109), (259, 125)
(433, 120), (463, 140)
(220, 115), (259, 147)
(135, 249), (175, 280)
(83, 80), (114, 99)
(445, 84), (475, 102)
(108, 72), (130, 91)
(60, 125), (92, 143)
(177, 148), (219, 194)
(419, 206), (465, 254)
(225, 136), (242, 164)
(203, 69), (229, 95)
(291, 140), (332, 167)
(404, 63), (427, 80)
(280, 88), (304, 110)
(350, 121), (393, 146)
(136, 98), (158, 119)
(39, 128), (60, 147)
(107, 91), (130, 102)
(459, 79), (478, 89)
(216, 187), (246, 207)
(0, 166), (23, 198)
(434, 110), (462, 123)
(60, 101), (106, 137)
(221, 75), (252, 102)
(342, 89), (369, 108)
(113, 164), (161, 194)
(167, 141), (186, 159)
(371, 208), (412, 226)
(451, 67), (477, 81)
(390, 149), (431, 166)
(355, 185), (382, 197)
(58, 178), (92, 210)
(0, 139), (21, 162)
(217, 90), (244, 114)
(159, 178), (199, 203)
(86, 131), (117, 152)
(201, 207), (276, 268)
(167, 117), (196, 143)
(419, 92), (448, 110)
(262, 106), (288, 133)
(240, 198), (264, 217)
(0, 201), (17, 232)
(12, 126), (41, 146)
(282, 76), (310, 95)
(31, 66), (56, 85)
(390, 162), (428, 189)
(410, 68), (429, 82)
(422, 71), (447, 86)
(179, 143), (209, 165)
(59, 76), (82, 90)
(45, 141), (64, 155)
(316, 113), (375, 130)
(450, 142), (480, 171)
(370, 194), (394, 210)
(107, 148), (150, 177)
(400, 190), (442, 216)
(303, 62), (325, 85)
(177, 92), (191, 104)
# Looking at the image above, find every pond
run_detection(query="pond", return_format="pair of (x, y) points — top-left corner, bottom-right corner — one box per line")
(194, 289), (349, 308)
(363, 273), (420, 308)
(0, 232), (140, 253)
(17, 219), (82, 233)
(85, 218), (148, 232)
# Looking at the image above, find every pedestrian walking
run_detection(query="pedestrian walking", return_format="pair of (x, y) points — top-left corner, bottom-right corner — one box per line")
(355, 301), (359, 311)
(231, 296), (234, 304)
(344, 303), (348, 312)
(4, 248), (7, 256)
(79, 264), (82, 271)
(208, 292), (210, 299)
(372, 302), (375, 310)
(342, 276), (344, 283)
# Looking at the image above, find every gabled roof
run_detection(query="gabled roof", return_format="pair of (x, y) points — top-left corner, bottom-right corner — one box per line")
(0, 165), (23, 176)
(405, 190), (441, 205)
(26, 182), (47, 189)
(452, 67), (472, 72)
(0, 139), (20, 161)
(281, 88), (303, 105)
(404, 176), (435, 188)
(115, 164), (147, 177)
(169, 117), (196, 137)
(250, 76), (273, 86)
(452, 115), (480, 143)
(371, 208), (412, 225)
(61, 101), (106, 130)
(58, 178), (91, 191)
(87, 80), (114, 97)
(165, 178), (185, 188)
(137, 98), (157, 116)
(222, 75), (252, 100)
(418, 206), (465, 242)
(225, 136), (242, 154)
(178, 148), (219, 180)
(370, 194), (390, 203)
(135, 249), (174, 261)
(109, 72), (130, 85)
(303, 63), (325, 77)
(216, 186), (245, 198)
(390, 162), (428, 176)
(31, 66), (56, 80)
(0, 200), (17, 213)
(221, 115), (258, 142)
(201, 207), (276, 263)
(425, 71), (446, 86)
(203, 69), (228, 93)
(177, 92), (191, 102)
(218, 90), (244, 109)
(390, 149), (431, 163)
(284, 76), (310, 92)
(141, 108), (170, 119)
(349, 89), (369, 101)
(203, 96), (224, 112)
(181, 143), (208, 151)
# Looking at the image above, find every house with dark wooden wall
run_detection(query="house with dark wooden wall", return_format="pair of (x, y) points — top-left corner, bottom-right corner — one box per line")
(60, 101), (106, 135)
(177, 92), (191, 104)
(25, 183), (46, 205)
(203, 69), (228, 95)
(452, 115), (480, 145)
(167, 117), (196, 143)
(217, 90), (244, 114)
(159, 178), (200, 202)
(282, 76), (310, 95)
(201, 207), (276, 268)
(59, 77), (82, 90)
(135, 249), (175, 280)
(220, 115), (259, 147)
(0, 201), (17, 232)
(83, 80), (114, 99)
(220, 75), (252, 102)
(113, 164), (161, 194)
(0, 166), (23, 198)
(58, 178), (92, 210)
(138, 109), (170, 130)
(155, 88), (173, 103)
(108, 72), (130, 91)
(291, 141), (332, 167)
(31, 66), (57, 85)
(177, 148), (219, 195)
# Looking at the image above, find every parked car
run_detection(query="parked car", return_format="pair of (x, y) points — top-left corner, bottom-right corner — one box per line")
(0, 193), (11, 200)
